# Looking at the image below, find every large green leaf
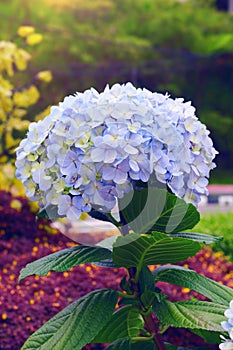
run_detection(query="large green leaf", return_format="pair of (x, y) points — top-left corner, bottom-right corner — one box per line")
(105, 338), (131, 350)
(112, 232), (201, 268)
(94, 306), (144, 343)
(19, 245), (112, 282)
(170, 232), (222, 244)
(153, 300), (226, 332)
(119, 187), (200, 234)
(153, 265), (233, 305)
(21, 289), (118, 350)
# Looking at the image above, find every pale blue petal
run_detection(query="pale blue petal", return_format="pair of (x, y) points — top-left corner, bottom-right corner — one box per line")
(102, 167), (116, 181)
(58, 195), (71, 215)
(67, 206), (81, 221)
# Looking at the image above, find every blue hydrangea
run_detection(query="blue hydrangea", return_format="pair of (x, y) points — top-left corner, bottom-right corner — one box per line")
(15, 83), (217, 221)
(220, 301), (233, 350)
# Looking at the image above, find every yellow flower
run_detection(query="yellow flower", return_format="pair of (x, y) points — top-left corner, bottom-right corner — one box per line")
(14, 48), (31, 71)
(26, 33), (43, 46)
(0, 76), (13, 93)
(5, 132), (19, 150)
(1, 313), (7, 320)
(13, 85), (40, 107)
(10, 199), (22, 211)
(0, 96), (13, 113)
(12, 109), (27, 119)
(28, 201), (39, 213)
(0, 41), (15, 76)
(2, 164), (15, 179)
(17, 26), (35, 37)
(182, 288), (191, 293)
(7, 118), (29, 131)
(37, 70), (53, 83)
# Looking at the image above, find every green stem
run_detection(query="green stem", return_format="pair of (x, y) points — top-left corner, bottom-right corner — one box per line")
(117, 291), (137, 299)
(142, 313), (166, 350)
(134, 265), (142, 284)
(140, 306), (153, 317)
(118, 216), (166, 349)
(128, 267), (166, 350)
(132, 334), (155, 342)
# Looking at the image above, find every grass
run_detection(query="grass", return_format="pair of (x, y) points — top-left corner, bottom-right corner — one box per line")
(193, 211), (233, 261)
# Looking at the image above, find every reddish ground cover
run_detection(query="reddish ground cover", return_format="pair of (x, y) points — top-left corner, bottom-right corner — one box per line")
(1, 191), (233, 349)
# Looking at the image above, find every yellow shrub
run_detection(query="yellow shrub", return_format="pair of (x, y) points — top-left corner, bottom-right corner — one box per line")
(0, 27), (52, 194)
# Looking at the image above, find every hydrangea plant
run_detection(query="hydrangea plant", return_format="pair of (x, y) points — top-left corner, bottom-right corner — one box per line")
(220, 301), (233, 349)
(16, 83), (233, 350)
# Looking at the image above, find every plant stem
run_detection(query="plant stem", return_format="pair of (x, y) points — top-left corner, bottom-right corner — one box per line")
(119, 215), (166, 349)
(132, 334), (155, 342)
(142, 313), (166, 350)
(117, 291), (137, 299)
(128, 267), (166, 350)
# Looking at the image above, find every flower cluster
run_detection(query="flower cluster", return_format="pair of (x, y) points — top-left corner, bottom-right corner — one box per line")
(220, 301), (233, 350)
(15, 83), (217, 221)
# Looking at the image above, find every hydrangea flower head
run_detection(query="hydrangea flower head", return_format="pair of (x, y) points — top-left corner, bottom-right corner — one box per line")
(220, 301), (233, 350)
(15, 83), (217, 221)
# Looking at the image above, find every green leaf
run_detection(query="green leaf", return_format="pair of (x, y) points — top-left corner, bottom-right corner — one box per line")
(139, 266), (156, 293)
(164, 344), (180, 350)
(165, 345), (194, 350)
(153, 265), (233, 305)
(132, 341), (155, 350)
(19, 245), (112, 282)
(190, 329), (222, 345)
(119, 298), (140, 307)
(128, 308), (144, 338)
(93, 259), (118, 268)
(119, 187), (200, 234)
(94, 306), (144, 343)
(112, 232), (201, 268)
(153, 299), (226, 332)
(170, 232), (222, 244)
(105, 338), (132, 350)
(21, 289), (118, 350)
(140, 290), (157, 308)
(120, 275), (132, 294)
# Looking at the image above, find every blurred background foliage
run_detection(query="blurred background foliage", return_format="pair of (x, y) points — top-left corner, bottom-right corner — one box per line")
(0, 25), (52, 194)
(0, 0), (233, 183)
